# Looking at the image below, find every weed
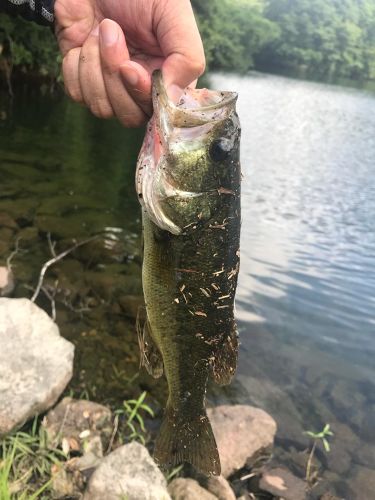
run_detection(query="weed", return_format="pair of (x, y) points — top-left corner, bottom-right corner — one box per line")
(115, 391), (155, 445)
(304, 423), (334, 483)
(0, 417), (65, 498)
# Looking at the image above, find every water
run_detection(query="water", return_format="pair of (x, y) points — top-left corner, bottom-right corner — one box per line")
(1, 73), (375, 498)
(210, 72), (375, 498)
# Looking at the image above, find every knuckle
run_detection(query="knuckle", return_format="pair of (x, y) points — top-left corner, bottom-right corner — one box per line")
(193, 57), (206, 78)
(62, 56), (82, 102)
(89, 97), (113, 119)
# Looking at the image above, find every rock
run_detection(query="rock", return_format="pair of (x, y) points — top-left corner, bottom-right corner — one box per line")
(357, 404), (375, 443)
(207, 405), (277, 478)
(353, 442), (375, 468)
(52, 449), (102, 498)
(350, 465), (375, 500)
(319, 494), (344, 500)
(0, 212), (18, 230)
(0, 267), (14, 296)
(43, 398), (112, 453)
(194, 474), (236, 500)
(51, 464), (83, 499)
(84, 441), (171, 500)
(168, 478), (217, 500)
(117, 294), (145, 320)
(259, 467), (307, 500)
(0, 298), (74, 435)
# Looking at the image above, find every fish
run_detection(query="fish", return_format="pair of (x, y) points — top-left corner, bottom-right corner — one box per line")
(135, 70), (241, 475)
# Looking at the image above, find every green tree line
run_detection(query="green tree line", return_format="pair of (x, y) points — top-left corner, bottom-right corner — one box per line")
(1, 0), (375, 89)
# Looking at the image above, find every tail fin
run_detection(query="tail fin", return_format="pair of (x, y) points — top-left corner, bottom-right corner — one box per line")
(154, 404), (221, 476)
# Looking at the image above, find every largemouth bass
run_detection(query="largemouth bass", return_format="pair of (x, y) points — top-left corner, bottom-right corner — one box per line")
(136, 71), (241, 475)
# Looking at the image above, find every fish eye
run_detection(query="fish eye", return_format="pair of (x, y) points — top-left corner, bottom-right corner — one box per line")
(209, 138), (232, 162)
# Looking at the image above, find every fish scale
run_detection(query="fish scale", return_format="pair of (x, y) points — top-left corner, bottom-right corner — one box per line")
(136, 70), (241, 475)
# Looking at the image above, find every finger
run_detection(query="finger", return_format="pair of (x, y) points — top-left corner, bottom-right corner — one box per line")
(119, 61), (153, 118)
(155, 0), (206, 96)
(99, 19), (149, 126)
(79, 28), (114, 119)
(62, 47), (83, 103)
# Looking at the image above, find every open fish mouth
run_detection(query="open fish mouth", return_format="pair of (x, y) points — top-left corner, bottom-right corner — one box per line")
(136, 71), (238, 235)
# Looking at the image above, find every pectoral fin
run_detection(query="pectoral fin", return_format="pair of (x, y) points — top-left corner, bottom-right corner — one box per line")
(137, 312), (164, 379)
(211, 325), (238, 385)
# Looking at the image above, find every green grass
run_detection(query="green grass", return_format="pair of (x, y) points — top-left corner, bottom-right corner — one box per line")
(0, 417), (65, 499)
(0, 392), (156, 497)
(115, 391), (155, 445)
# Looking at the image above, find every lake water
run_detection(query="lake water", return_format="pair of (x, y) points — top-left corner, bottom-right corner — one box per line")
(1, 73), (374, 498)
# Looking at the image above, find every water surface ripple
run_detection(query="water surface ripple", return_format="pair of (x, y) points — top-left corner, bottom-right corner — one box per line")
(209, 73), (375, 498)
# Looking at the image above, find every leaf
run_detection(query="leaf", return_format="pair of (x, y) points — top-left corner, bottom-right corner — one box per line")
(323, 438), (331, 452)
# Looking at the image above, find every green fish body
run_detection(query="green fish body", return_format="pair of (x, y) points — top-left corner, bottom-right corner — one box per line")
(136, 72), (241, 475)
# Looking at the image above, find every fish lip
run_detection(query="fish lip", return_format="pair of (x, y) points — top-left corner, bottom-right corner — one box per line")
(152, 70), (238, 128)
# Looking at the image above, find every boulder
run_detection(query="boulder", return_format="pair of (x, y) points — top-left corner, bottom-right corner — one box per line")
(350, 465), (375, 500)
(0, 298), (74, 435)
(259, 467), (307, 500)
(198, 475), (236, 500)
(168, 478), (217, 500)
(83, 441), (171, 500)
(43, 398), (112, 453)
(0, 266), (14, 296)
(207, 405), (277, 478)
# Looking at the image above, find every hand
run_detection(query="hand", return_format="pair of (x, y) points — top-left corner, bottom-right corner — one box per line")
(54, 0), (205, 127)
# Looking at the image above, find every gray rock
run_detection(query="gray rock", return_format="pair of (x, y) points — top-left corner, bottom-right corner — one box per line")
(168, 478), (217, 500)
(350, 465), (375, 500)
(43, 397), (112, 453)
(0, 298), (74, 435)
(84, 441), (171, 500)
(52, 449), (102, 499)
(259, 467), (307, 500)
(0, 266), (14, 296)
(204, 475), (235, 500)
(207, 405), (277, 478)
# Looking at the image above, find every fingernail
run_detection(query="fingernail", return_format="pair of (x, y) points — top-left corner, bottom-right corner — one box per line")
(167, 84), (184, 104)
(100, 21), (118, 47)
(121, 64), (138, 87)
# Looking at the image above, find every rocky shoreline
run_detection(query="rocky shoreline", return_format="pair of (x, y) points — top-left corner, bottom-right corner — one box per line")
(0, 297), (344, 500)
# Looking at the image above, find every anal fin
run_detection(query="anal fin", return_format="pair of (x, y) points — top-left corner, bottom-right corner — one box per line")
(137, 311), (163, 379)
(211, 325), (238, 385)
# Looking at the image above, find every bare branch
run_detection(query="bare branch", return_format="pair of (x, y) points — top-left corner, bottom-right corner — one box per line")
(31, 236), (98, 303)
(47, 232), (57, 258)
(6, 236), (21, 270)
(41, 284), (57, 321)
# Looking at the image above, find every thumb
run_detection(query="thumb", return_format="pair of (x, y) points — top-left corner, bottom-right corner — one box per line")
(155, 0), (206, 101)
(162, 53), (204, 102)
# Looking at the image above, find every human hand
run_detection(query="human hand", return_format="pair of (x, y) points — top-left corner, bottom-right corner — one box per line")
(54, 0), (205, 127)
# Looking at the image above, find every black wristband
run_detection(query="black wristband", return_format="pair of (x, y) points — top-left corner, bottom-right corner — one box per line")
(0, 0), (55, 26)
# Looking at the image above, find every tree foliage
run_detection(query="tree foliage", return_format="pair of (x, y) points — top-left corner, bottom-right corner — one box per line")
(0, 0), (375, 86)
(0, 13), (60, 85)
(260, 0), (375, 79)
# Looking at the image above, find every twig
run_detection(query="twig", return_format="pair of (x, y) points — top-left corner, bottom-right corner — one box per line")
(106, 414), (119, 455)
(51, 401), (72, 449)
(6, 236), (21, 270)
(31, 236), (98, 303)
(47, 232), (57, 257)
(41, 284), (57, 321)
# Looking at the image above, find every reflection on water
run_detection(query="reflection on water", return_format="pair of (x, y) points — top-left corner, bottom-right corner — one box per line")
(1, 74), (375, 498)
(209, 72), (375, 498)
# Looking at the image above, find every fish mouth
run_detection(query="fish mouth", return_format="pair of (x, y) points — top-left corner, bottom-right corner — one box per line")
(136, 71), (237, 235)
(152, 70), (238, 130)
